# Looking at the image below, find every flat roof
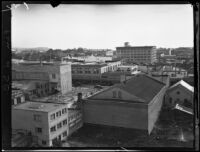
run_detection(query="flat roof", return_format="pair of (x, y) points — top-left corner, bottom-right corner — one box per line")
(13, 101), (65, 112)
(12, 80), (48, 91)
(31, 92), (76, 104)
(116, 46), (156, 49)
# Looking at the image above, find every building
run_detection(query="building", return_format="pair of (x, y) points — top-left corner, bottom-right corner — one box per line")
(12, 89), (25, 106)
(12, 80), (57, 100)
(12, 62), (72, 95)
(83, 74), (167, 134)
(116, 65), (138, 73)
(71, 60), (121, 82)
(67, 109), (83, 136)
(12, 101), (69, 147)
(100, 65), (140, 83)
(165, 80), (194, 110)
(162, 65), (188, 79)
(116, 42), (157, 64)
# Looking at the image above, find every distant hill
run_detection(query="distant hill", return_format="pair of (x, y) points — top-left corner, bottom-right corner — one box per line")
(12, 47), (50, 53)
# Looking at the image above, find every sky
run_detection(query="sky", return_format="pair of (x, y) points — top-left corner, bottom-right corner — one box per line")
(12, 4), (193, 50)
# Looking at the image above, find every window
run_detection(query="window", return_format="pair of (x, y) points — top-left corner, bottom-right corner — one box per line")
(52, 73), (56, 79)
(17, 97), (21, 104)
(62, 109), (65, 114)
(50, 113), (55, 120)
(50, 126), (56, 132)
(176, 91), (180, 95)
(56, 111), (61, 117)
(63, 119), (68, 125)
(34, 114), (41, 121)
(35, 127), (42, 133)
(36, 83), (40, 88)
(57, 122), (62, 129)
(169, 97), (172, 104)
(42, 140), (46, 145)
(63, 131), (67, 137)
(112, 91), (116, 98)
(62, 108), (67, 114)
(183, 99), (193, 108)
(58, 111), (61, 116)
(118, 91), (122, 99)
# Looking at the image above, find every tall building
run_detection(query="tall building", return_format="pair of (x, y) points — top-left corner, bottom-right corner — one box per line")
(116, 42), (157, 64)
(12, 62), (72, 95)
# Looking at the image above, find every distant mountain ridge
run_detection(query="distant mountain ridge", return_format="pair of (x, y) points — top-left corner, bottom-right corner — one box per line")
(12, 47), (50, 52)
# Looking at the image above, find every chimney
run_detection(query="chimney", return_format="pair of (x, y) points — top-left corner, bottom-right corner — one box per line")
(77, 93), (82, 102)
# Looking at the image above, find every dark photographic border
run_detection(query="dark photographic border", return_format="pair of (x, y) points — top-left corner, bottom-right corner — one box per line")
(1, 1), (199, 151)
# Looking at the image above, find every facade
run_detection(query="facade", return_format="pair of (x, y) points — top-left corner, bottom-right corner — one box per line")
(12, 101), (69, 147)
(71, 61), (121, 82)
(83, 74), (167, 134)
(68, 109), (83, 136)
(12, 89), (25, 106)
(116, 42), (157, 64)
(101, 65), (140, 83)
(12, 62), (72, 95)
(165, 80), (194, 111)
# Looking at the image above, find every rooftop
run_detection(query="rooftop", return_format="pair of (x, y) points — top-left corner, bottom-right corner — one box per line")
(169, 80), (194, 93)
(31, 92), (77, 104)
(13, 101), (65, 112)
(116, 46), (156, 49)
(12, 62), (70, 73)
(163, 66), (186, 72)
(12, 80), (49, 90)
(89, 74), (166, 103)
(118, 74), (165, 103)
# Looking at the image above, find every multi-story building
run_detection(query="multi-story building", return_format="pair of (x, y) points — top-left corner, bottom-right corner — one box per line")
(71, 60), (121, 82)
(68, 109), (83, 136)
(12, 62), (72, 95)
(116, 42), (157, 64)
(12, 101), (69, 147)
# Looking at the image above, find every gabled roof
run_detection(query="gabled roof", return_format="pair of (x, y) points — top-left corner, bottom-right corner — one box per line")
(174, 104), (193, 115)
(88, 74), (165, 103)
(169, 80), (194, 93)
(119, 74), (165, 103)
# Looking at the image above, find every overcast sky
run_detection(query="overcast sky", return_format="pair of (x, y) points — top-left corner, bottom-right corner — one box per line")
(12, 4), (193, 50)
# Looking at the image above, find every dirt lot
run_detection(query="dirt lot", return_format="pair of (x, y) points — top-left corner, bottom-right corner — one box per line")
(65, 107), (195, 148)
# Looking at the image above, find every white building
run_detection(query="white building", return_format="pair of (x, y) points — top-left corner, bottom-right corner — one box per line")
(12, 101), (69, 147)
(165, 80), (194, 112)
